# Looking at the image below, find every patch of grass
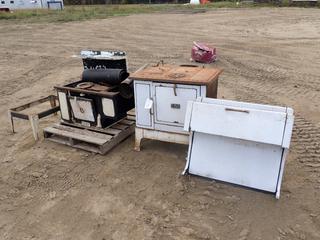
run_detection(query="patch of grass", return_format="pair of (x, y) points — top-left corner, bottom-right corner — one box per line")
(0, 2), (319, 23)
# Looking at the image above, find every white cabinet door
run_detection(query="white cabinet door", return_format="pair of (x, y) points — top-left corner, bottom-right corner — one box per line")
(154, 83), (201, 126)
(134, 81), (153, 129)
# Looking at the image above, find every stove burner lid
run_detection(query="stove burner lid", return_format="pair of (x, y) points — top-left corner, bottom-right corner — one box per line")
(77, 82), (94, 89)
(76, 82), (112, 92)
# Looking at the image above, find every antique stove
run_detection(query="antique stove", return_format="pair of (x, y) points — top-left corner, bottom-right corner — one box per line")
(55, 50), (134, 128)
(130, 63), (223, 150)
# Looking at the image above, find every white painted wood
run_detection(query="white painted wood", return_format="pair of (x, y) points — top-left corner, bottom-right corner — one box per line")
(154, 83), (200, 126)
(134, 81), (153, 129)
(189, 100), (288, 146)
(58, 91), (70, 121)
(69, 97), (95, 123)
(102, 98), (115, 117)
(29, 115), (39, 141)
(188, 132), (283, 192)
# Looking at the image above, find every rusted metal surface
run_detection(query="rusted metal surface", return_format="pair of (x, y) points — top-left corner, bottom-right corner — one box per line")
(130, 64), (222, 85)
(76, 82), (114, 92)
(55, 84), (118, 98)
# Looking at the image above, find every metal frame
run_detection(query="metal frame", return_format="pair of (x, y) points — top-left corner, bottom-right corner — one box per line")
(8, 95), (59, 141)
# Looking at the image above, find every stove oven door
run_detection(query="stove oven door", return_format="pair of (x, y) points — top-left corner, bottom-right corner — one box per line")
(69, 96), (96, 124)
(154, 83), (201, 127)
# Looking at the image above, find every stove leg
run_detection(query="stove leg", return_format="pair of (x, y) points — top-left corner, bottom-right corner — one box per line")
(134, 127), (143, 151)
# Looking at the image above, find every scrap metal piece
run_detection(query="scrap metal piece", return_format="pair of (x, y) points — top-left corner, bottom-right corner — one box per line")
(184, 97), (294, 199)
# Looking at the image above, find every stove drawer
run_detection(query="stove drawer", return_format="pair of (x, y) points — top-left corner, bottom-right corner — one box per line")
(154, 83), (201, 126)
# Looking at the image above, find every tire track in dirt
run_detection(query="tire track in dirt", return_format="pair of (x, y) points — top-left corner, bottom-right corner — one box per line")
(292, 116), (320, 172)
(0, 56), (74, 97)
(223, 77), (320, 176)
(221, 56), (320, 104)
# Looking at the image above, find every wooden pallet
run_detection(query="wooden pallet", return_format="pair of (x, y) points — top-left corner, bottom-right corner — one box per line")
(44, 111), (135, 155)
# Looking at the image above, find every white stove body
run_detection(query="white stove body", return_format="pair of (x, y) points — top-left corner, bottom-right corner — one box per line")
(134, 80), (207, 134)
(183, 97), (294, 199)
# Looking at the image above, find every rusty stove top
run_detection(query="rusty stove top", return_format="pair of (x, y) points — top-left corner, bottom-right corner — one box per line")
(130, 64), (223, 85)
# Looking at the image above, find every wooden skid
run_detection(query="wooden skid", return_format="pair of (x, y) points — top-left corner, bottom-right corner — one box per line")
(44, 116), (135, 155)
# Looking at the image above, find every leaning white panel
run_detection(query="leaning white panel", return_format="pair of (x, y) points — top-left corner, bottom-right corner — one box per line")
(184, 98), (294, 199)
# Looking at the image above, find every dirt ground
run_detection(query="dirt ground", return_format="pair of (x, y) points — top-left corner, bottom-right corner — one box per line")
(0, 7), (320, 240)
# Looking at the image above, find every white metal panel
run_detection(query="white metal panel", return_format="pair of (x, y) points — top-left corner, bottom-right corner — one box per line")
(154, 84), (200, 126)
(184, 97), (294, 198)
(57, 92), (70, 121)
(102, 98), (115, 117)
(282, 108), (294, 148)
(189, 132), (283, 192)
(201, 97), (287, 113)
(2, 0), (64, 10)
(200, 85), (206, 97)
(134, 81), (153, 129)
(189, 100), (287, 146)
(10, 0), (41, 10)
(183, 101), (194, 132)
